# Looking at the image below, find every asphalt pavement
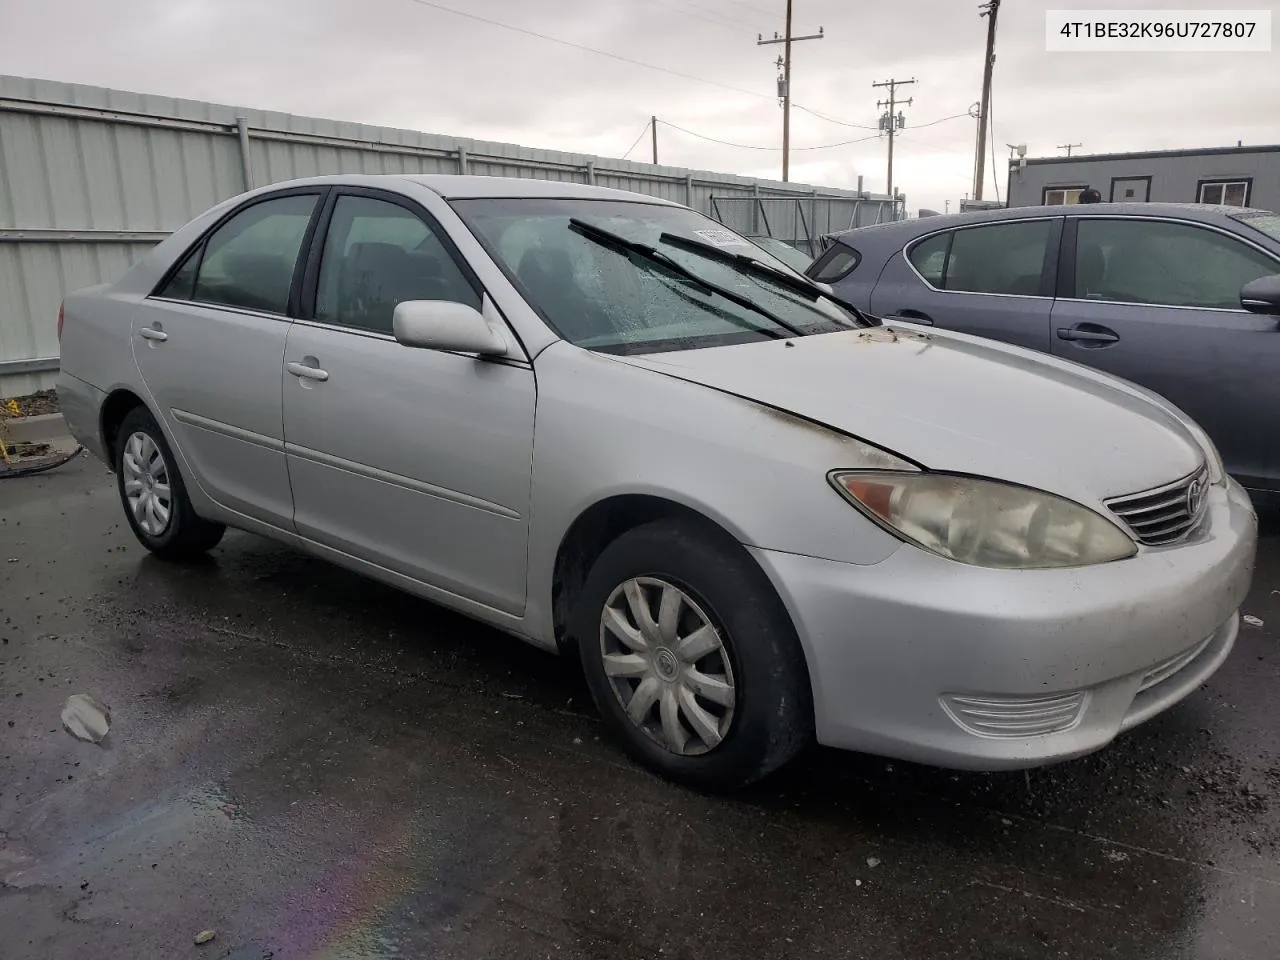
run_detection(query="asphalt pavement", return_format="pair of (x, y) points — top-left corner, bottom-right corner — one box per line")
(2, 454), (1279, 960)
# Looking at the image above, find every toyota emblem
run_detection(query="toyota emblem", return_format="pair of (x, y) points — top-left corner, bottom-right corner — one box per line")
(1186, 477), (1205, 516)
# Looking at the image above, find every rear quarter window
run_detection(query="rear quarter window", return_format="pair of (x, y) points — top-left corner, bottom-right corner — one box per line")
(809, 244), (861, 282)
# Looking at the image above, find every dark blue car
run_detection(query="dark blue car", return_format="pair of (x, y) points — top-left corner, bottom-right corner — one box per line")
(811, 203), (1280, 499)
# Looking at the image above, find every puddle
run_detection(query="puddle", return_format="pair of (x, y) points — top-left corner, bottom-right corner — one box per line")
(62, 694), (111, 743)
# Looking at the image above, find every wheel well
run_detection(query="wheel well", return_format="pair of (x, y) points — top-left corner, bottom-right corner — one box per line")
(100, 389), (145, 468)
(551, 495), (740, 655)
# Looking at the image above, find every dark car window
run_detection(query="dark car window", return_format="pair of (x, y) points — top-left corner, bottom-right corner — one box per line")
(156, 247), (200, 301)
(315, 195), (480, 334)
(181, 194), (319, 314)
(943, 221), (1052, 296)
(1073, 218), (1279, 309)
(809, 244), (861, 282)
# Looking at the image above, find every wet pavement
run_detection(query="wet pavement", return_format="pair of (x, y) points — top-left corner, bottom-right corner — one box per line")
(2, 455), (1279, 960)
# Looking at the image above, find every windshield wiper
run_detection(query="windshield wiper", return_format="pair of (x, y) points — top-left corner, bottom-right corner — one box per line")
(657, 232), (876, 325)
(568, 218), (805, 338)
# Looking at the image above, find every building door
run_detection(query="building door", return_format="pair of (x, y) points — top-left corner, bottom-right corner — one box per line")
(1110, 177), (1151, 202)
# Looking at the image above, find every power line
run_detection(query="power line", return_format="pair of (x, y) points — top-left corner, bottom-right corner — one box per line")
(988, 92), (1001, 202)
(621, 120), (653, 159)
(720, 0), (782, 17)
(911, 112), (973, 129)
(791, 103), (879, 130)
(648, 0), (751, 34)
(403, 0), (770, 100)
(658, 119), (881, 151)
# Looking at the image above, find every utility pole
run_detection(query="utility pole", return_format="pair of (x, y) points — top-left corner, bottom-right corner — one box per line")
(1057, 143), (1081, 157)
(972, 0), (1001, 201)
(757, 2), (823, 182)
(651, 115), (658, 164)
(873, 77), (914, 199)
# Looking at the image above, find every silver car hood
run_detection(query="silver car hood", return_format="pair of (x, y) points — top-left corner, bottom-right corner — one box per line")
(611, 325), (1203, 502)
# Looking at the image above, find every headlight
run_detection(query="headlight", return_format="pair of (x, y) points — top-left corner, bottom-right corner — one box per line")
(830, 471), (1137, 569)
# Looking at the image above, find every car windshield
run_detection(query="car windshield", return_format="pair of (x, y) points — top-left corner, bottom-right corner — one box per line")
(1232, 210), (1280, 244)
(450, 197), (858, 354)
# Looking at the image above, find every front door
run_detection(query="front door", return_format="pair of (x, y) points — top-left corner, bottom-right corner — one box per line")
(1050, 215), (1280, 491)
(281, 191), (535, 615)
(132, 190), (322, 525)
(868, 218), (1061, 352)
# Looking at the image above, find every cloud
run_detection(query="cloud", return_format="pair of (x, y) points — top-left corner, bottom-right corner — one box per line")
(1, 0), (1274, 215)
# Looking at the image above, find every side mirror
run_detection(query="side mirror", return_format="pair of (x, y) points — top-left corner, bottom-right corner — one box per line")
(392, 300), (509, 356)
(1240, 275), (1280, 316)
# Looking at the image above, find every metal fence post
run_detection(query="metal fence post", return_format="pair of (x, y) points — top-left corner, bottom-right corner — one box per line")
(751, 183), (760, 234)
(686, 173), (694, 209)
(585, 160), (596, 185)
(457, 147), (469, 175)
(235, 117), (253, 191)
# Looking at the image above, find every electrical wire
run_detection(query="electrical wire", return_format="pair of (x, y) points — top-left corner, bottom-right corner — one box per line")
(720, 0), (780, 17)
(621, 120), (653, 159)
(647, 0), (751, 34)
(404, 0), (772, 100)
(658, 119), (881, 151)
(790, 103), (879, 130)
(911, 112), (973, 129)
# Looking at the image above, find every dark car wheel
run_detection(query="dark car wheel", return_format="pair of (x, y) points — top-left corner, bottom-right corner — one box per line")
(115, 406), (225, 560)
(574, 518), (813, 790)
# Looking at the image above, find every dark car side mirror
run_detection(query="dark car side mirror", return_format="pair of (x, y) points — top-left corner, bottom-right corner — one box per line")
(1240, 275), (1280, 316)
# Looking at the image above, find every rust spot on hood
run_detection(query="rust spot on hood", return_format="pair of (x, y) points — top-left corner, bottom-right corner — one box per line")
(854, 326), (931, 344)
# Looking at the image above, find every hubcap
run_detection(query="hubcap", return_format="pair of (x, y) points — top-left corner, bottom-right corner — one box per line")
(122, 431), (172, 537)
(599, 577), (736, 757)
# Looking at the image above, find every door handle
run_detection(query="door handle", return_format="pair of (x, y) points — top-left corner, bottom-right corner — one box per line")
(286, 360), (329, 382)
(137, 326), (168, 342)
(1057, 326), (1119, 344)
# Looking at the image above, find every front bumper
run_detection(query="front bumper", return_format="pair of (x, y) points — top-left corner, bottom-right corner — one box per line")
(751, 479), (1257, 770)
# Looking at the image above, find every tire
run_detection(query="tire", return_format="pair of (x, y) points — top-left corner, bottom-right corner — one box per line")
(573, 518), (812, 790)
(115, 406), (225, 560)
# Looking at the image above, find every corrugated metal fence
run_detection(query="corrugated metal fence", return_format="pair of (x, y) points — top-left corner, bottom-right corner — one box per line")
(0, 75), (895, 394)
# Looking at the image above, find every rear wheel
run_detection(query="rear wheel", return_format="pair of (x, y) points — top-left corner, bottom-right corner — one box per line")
(115, 407), (224, 560)
(575, 519), (812, 790)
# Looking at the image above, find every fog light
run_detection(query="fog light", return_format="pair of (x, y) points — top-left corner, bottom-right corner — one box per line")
(941, 691), (1087, 738)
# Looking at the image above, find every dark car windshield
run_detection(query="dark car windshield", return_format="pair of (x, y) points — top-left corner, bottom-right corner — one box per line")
(1233, 211), (1280, 244)
(450, 197), (857, 354)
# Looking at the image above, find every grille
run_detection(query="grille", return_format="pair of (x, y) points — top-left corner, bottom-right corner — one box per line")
(941, 692), (1086, 738)
(1105, 465), (1209, 546)
(1139, 636), (1214, 693)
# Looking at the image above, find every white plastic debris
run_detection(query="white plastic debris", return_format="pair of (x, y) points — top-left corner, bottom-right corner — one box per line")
(1243, 615), (1264, 627)
(866, 857), (880, 869)
(61, 694), (111, 744)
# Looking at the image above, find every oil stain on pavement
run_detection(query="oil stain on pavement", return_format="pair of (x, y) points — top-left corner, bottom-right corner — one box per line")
(2, 458), (1279, 959)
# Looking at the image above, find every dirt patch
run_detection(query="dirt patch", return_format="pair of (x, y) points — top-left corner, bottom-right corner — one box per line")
(8, 390), (59, 417)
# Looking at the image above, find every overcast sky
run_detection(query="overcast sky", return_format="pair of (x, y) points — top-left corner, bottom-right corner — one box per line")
(2, 0), (1276, 214)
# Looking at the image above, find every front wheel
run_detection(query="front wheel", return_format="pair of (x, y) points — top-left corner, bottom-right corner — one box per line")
(575, 519), (812, 790)
(115, 407), (225, 560)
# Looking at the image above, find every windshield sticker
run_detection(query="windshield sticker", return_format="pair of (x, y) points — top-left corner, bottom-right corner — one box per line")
(693, 228), (751, 248)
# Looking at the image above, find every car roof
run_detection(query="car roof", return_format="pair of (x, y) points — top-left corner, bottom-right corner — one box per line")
(828, 202), (1274, 245)
(242, 173), (680, 205)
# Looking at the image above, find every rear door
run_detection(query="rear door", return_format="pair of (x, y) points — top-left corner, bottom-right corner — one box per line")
(1050, 215), (1280, 490)
(133, 189), (323, 525)
(867, 218), (1062, 352)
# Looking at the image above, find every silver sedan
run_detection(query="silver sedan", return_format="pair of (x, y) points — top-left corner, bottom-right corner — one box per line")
(57, 175), (1257, 788)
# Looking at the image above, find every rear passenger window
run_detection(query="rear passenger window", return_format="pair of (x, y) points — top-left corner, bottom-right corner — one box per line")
(809, 245), (861, 282)
(907, 232), (951, 286)
(315, 196), (481, 334)
(189, 194), (319, 314)
(910, 221), (1053, 297)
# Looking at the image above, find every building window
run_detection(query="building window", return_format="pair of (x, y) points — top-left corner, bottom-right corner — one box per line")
(1043, 186), (1087, 205)
(1198, 180), (1251, 207)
